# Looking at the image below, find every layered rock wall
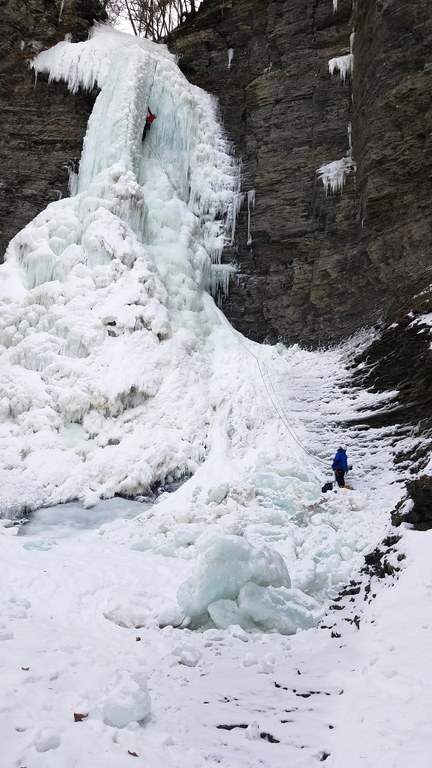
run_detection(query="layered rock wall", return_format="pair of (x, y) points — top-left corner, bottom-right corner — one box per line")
(169, 0), (432, 345)
(0, 0), (105, 257)
(2, 0), (431, 348)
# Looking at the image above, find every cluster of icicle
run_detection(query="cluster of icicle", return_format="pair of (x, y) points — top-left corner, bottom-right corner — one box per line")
(317, 28), (355, 194)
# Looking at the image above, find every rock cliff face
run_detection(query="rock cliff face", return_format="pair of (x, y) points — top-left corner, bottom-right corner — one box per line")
(0, 0), (105, 257)
(169, 0), (432, 345)
(2, 0), (432, 351)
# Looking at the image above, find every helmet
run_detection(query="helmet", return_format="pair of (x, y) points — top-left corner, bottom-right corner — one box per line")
(339, 445), (346, 451)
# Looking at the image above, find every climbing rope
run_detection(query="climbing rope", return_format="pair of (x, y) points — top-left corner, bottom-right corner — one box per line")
(145, 139), (183, 200)
(138, 73), (328, 478)
(209, 301), (330, 477)
(141, 60), (185, 199)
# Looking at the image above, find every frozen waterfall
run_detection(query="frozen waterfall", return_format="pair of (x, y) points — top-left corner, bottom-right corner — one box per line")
(0, 23), (390, 640)
(0, 25), (242, 513)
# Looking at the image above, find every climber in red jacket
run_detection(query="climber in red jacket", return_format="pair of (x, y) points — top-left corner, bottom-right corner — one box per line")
(142, 108), (156, 141)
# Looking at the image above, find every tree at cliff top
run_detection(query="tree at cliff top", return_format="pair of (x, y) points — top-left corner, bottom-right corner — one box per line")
(106, 0), (199, 39)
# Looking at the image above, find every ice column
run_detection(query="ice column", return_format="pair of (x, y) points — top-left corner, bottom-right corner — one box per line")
(247, 190), (255, 246)
(32, 24), (241, 290)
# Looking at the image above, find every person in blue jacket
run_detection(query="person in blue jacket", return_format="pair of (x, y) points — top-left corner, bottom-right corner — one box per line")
(332, 445), (350, 487)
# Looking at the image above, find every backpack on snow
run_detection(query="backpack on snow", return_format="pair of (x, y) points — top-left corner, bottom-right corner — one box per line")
(321, 481), (334, 493)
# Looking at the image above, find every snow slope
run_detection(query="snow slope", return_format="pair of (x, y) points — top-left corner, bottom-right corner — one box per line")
(1, 23), (430, 768)
(1, 361), (427, 767)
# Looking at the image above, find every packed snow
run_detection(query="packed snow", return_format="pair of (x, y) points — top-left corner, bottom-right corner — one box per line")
(1, 22), (430, 768)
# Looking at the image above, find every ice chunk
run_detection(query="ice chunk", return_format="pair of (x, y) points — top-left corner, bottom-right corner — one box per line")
(208, 599), (248, 630)
(207, 483), (229, 504)
(258, 652), (275, 674)
(238, 582), (323, 635)
(177, 535), (290, 617)
(245, 721), (260, 740)
(101, 669), (151, 728)
(171, 645), (202, 667)
(103, 592), (184, 630)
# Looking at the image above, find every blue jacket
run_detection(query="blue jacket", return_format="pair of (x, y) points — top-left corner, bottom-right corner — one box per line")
(332, 448), (348, 472)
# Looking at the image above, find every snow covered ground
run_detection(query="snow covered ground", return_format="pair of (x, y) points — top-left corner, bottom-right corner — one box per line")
(1, 372), (429, 767)
(1, 23), (431, 768)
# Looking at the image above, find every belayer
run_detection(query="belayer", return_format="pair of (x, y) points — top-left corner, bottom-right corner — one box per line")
(142, 107), (156, 141)
(332, 445), (351, 488)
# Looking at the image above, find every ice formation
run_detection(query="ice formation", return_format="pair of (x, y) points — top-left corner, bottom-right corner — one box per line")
(328, 54), (353, 82)
(0, 25), (241, 514)
(177, 535), (291, 618)
(318, 120), (356, 195)
(174, 535), (325, 635)
(246, 189), (255, 246)
(317, 156), (356, 195)
(329, 31), (354, 82)
(323, 35), (356, 193)
(236, 583), (322, 635)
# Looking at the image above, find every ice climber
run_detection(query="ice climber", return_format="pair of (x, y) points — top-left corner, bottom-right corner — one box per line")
(332, 445), (350, 488)
(142, 107), (156, 141)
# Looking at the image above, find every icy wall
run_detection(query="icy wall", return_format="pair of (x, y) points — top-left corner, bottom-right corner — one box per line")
(169, 0), (432, 345)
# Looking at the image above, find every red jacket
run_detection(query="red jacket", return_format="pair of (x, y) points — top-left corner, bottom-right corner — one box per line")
(146, 108), (156, 124)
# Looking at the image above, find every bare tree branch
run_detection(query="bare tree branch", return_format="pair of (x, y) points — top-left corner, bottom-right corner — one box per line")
(106, 0), (200, 41)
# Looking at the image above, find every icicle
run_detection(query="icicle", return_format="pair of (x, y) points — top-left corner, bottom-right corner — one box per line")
(317, 156), (355, 195)
(227, 49), (234, 69)
(210, 263), (236, 305)
(317, 118), (356, 195)
(58, 0), (65, 24)
(65, 160), (79, 196)
(347, 121), (353, 157)
(328, 54), (353, 82)
(229, 191), (244, 246)
(68, 169), (78, 197)
(247, 190), (255, 246)
(332, 0), (338, 10)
